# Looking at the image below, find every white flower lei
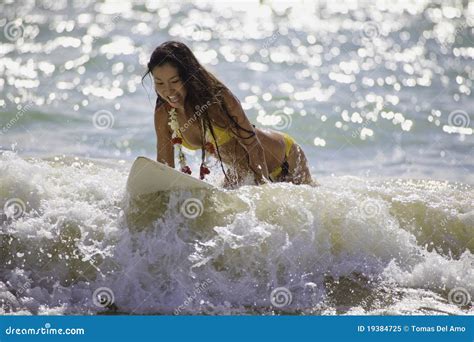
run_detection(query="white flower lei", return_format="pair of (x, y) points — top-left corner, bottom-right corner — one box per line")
(167, 107), (188, 171)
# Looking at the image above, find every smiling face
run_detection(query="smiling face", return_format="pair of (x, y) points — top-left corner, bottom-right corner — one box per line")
(152, 63), (187, 110)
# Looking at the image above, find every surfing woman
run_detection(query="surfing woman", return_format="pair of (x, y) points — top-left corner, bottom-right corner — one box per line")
(143, 41), (314, 187)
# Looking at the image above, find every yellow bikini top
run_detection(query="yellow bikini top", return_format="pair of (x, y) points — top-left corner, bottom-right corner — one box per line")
(165, 101), (233, 150)
(180, 124), (233, 150)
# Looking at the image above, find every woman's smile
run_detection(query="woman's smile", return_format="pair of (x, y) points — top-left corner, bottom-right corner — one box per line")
(167, 94), (181, 107)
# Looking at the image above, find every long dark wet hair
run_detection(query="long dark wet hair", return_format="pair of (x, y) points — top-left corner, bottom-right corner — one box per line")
(142, 41), (256, 182)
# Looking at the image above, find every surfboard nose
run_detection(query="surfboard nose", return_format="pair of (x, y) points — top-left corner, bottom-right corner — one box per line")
(126, 156), (214, 197)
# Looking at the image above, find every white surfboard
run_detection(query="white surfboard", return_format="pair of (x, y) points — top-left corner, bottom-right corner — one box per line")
(126, 156), (214, 196)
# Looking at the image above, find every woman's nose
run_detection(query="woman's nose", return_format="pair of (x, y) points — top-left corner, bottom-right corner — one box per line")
(166, 84), (177, 95)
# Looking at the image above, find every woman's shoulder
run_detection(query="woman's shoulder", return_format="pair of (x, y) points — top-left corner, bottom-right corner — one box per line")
(208, 87), (240, 113)
(206, 90), (233, 126)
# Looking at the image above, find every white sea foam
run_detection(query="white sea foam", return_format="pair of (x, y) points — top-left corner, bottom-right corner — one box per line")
(0, 153), (472, 315)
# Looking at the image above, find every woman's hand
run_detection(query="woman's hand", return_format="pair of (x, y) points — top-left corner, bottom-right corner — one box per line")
(252, 166), (271, 185)
(247, 140), (270, 184)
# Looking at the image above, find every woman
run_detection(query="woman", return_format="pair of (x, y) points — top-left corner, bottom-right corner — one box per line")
(143, 41), (314, 188)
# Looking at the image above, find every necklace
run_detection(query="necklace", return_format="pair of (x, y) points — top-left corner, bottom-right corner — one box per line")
(167, 106), (213, 179)
(168, 107), (192, 175)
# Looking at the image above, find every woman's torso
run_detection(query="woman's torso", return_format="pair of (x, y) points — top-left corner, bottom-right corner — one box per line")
(161, 102), (288, 172)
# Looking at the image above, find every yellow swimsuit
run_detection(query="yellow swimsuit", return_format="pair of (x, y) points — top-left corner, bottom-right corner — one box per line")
(176, 120), (295, 181)
(178, 125), (233, 150)
(269, 132), (295, 181)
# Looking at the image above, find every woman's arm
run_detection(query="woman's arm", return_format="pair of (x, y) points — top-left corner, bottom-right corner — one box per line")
(219, 89), (270, 184)
(154, 103), (175, 167)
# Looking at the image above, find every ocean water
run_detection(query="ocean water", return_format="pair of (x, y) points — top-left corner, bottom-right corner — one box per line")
(0, 0), (473, 315)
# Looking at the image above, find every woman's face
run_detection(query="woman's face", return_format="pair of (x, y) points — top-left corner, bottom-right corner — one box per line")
(152, 63), (187, 110)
